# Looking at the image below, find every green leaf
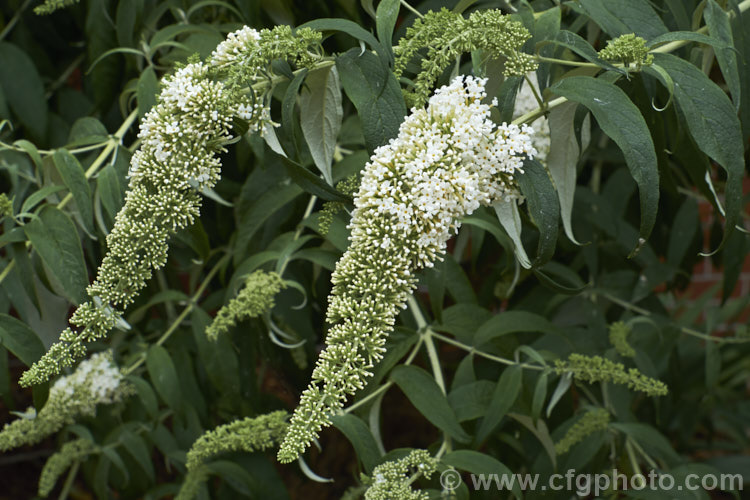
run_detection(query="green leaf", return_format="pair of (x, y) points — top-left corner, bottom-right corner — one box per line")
(96, 163), (126, 220)
(206, 461), (257, 495)
(115, 0), (140, 47)
(23, 206), (88, 304)
(191, 308), (240, 396)
(336, 48), (406, 153)
(442, 451), (519, 497)
(476, 365), (521, 443)
(20, 185), (67, 214)
(281, 68), (308, 157)
(704, 0), (741, 110)
(474, 311), (557, 346)
(391, 365), (470, 442)
(53, 149), (94, 233)
(550, 76), (659, 255)
(0, 313), (45, 366)
(126, 376), (159, 417)
(447, 380), (493, 422)
(137, 67), (159, 118)
(330, 414), (383, 473)
(576, 0), (668, 40)
(611, 423), (681, 464)
(538, 31), (627, 76)
(493, 199), (531, 269)
(0, 42), (48, 139)
(531, 371), (548, 421)
(68, 117), (109, 147)
(279, 155), (352, 202)
(299, 65), (343, 185)
(375, 0), (399, 54)
(298, 18), (386, 59)
(646, 31), (729, 50)
(146, 345), (182, 412)
(517, 159), (560, 266)
(654, 53), (744, 252)
(120, 429), (156, 482)
(547, 101), (588, 244)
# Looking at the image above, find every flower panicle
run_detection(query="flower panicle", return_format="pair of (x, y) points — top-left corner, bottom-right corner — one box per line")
(554, 408), (610, 455)
(2, 352), (130, 452)
(555, 353), (667, 396)
(21, 24), (323, 386)
(205, 270), (286, 340)
(278, 75), (537, 463)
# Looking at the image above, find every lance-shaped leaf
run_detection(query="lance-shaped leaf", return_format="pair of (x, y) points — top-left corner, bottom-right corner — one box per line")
(550, 76), (659, 255)
(654, 53), (744, 252)
(300, 65), (343, 185)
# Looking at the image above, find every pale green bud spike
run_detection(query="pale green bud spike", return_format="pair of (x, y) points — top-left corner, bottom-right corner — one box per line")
(609, 321), (636, 358)
(20, 25), (322, 386)
(176, 411), (288, 500)
(554, 408), (610, 455)
(554, 353), (668, 396)
(205, 270), (286, 340)
(0, 193), (12, 218)
(34, 0), (80, 15)
(363, 450), (438, 500)
(38, 439), (98, 497)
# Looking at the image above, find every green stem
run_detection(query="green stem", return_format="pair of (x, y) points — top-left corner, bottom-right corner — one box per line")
(596, 291), (750, 344)
(277, 195), (318, 277)
(400, 0), (424, 18)
(429, 330), (546, 371)
(0, 0), (32, 41)
(58, 460), (80, 500)
(123, 253), (229, 375)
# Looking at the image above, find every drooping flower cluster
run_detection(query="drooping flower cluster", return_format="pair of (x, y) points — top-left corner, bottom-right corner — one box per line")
(363, 449), (438, 500)
(21, 25), (322, 386)
(554, 353), (668, 396)
(33, 0), (79, 15)
(278, 75), (536, 462)
(395, 9), (537, 106)
(38, 438), (98, 497)
(554, 408), (610, 454)
(205, 270), (286, 340)
(177, 411), (288, 500)
(1, 352), (130, 451)
(608, 321), (635, 358)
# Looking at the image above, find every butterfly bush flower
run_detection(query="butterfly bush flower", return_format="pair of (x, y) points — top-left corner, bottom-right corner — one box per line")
(1, 352), (130, 451)
(21, 25), (322, 387)
(278, 75), (536, 462)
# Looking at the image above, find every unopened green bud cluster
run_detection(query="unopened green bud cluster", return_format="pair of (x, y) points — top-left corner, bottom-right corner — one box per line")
(21, 25), (322, 386)
(555, 353), (667, 396)
(363, 449), (437, 500)
(319, 175), (359, 235)
(1, 352), (130, 451)
(395, 9), (537, 107)
(554, 408), (610, 454)
(0, 193), (12, 218)
(599, 33), (654, 67)
(38, 438), (98, 497)
(609, 321), (635, 358)
(34, 0), (79, 15)
(177, 411), (288, 500)
(205, 270), (286, 340)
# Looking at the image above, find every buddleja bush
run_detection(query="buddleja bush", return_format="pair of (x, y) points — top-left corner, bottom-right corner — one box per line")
(0, 0), (748, 498)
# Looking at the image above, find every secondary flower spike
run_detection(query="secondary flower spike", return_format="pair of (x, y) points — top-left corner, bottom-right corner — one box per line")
(278, 75), (537, 462)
